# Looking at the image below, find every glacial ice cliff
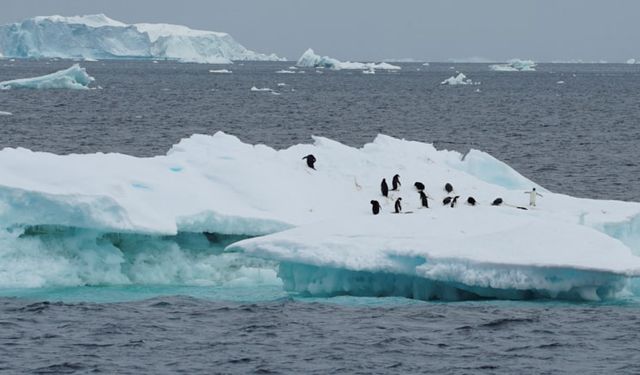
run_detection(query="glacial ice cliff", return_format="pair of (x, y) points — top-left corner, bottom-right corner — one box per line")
(0, 132), (639, 300)
(0, 14), (282, 63)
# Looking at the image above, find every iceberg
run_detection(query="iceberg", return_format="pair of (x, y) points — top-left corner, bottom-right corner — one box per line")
(0, 132), (639, 300)
(490, 59), (537, 72)
(209, 69), (232, 74)
(441, 72), (474, 86)
(0, 64), (94, 90)
(0, 14), (282, 64)
(627, 58), (637, 64)
(296, 48), (401, 70)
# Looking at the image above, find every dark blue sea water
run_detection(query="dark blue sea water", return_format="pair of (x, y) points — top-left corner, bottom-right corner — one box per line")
(1, 60), (640, 373)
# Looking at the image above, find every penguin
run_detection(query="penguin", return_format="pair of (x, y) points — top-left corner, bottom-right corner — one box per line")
(392, 174), (401, 191)
(302, 154), (316, 169)
(394, 197), (402, 213)
(419, 191), (429, 208)
(370, 200), (381, 215)
(414, 182), (425, 191)
(381, 178), (389, 197)
(450, 195), (460, 208)
(467, 197), (477, 206)
(492, 198), (503, 206)
(443, 196), (453, 206)
(445, 183), (453, 193)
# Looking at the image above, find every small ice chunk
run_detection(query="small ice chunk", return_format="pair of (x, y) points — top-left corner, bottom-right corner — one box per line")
(441, 72), (474, 85)
(209, 69), (232, 73)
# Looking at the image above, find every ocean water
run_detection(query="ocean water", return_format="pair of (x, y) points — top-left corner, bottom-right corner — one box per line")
(1, 60), (640, 373)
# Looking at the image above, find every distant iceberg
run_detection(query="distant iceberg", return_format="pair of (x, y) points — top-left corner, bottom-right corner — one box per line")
(209, 69), (232, 74)
(490, 59), (536, 71)
(0, 64), (94, 89)
(0, 14), (283, 64)
(441, 72), (475, 85)
(296, 48), (401, 70)
(627, 58), (637, 64)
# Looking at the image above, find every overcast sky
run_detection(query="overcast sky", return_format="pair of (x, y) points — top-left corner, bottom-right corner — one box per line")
(2, 0), (638, 62)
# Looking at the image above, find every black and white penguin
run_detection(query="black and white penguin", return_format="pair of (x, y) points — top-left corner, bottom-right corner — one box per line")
(392, 174), (401, 191)
(419, 191), (429, 208)
(467, 197), (477, 206)
(414, 182), (425, 191)
(450, 195), (460, 208)
(394, 197), (402, 213)
(370, 200), (381, 215)
(302, 154), (316, 169)
(381, 178), (389, 197)
(443, 196), (453, 206)
(445, 183), (453, 193)
(492, 198), (503, 206)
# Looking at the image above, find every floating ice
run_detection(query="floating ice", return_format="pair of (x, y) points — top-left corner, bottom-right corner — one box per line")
(0, 64), (94, 90)
(422, 62), (430, 66)
(0, 14), (282, 64)
(0, 111), (11, 115)
(209, 69), (232, 74)
(250, 86), (276, 93)
(557, 80), (565, 84)
(296, 48), (401, 70)
(0, 132), (639, 299)
(441, 72), (475, 86)
(626, 58), (637, 64)
(275, 70), (296, 74)
(362, 68), (375, 74)
(490, 59), (537, 72)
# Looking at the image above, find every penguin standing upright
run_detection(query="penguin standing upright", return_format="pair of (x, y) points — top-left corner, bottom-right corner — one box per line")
(381, 178), (389, 197)
(419, 191), (429, 208)
(444, 183), (453, 193)
(302, 154), (316, 169)
(394, 197), (402, 213)
(524, 187), (544, 207)
(370, 200), (381, 215)
(392, 174), (401, 191)
(450, 196), (460, 208)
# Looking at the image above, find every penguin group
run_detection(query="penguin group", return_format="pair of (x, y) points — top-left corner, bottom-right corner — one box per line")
(301, 154), (539, 215)
(373, 176), (526, 215)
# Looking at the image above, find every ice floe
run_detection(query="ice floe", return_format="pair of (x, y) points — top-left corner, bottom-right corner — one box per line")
(490, 59), (537, 72)
(441, 72), (476, 86)
(296, 48), (401, 70)
(0, 64), (94, 89)
(0, 132), (639, 300)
